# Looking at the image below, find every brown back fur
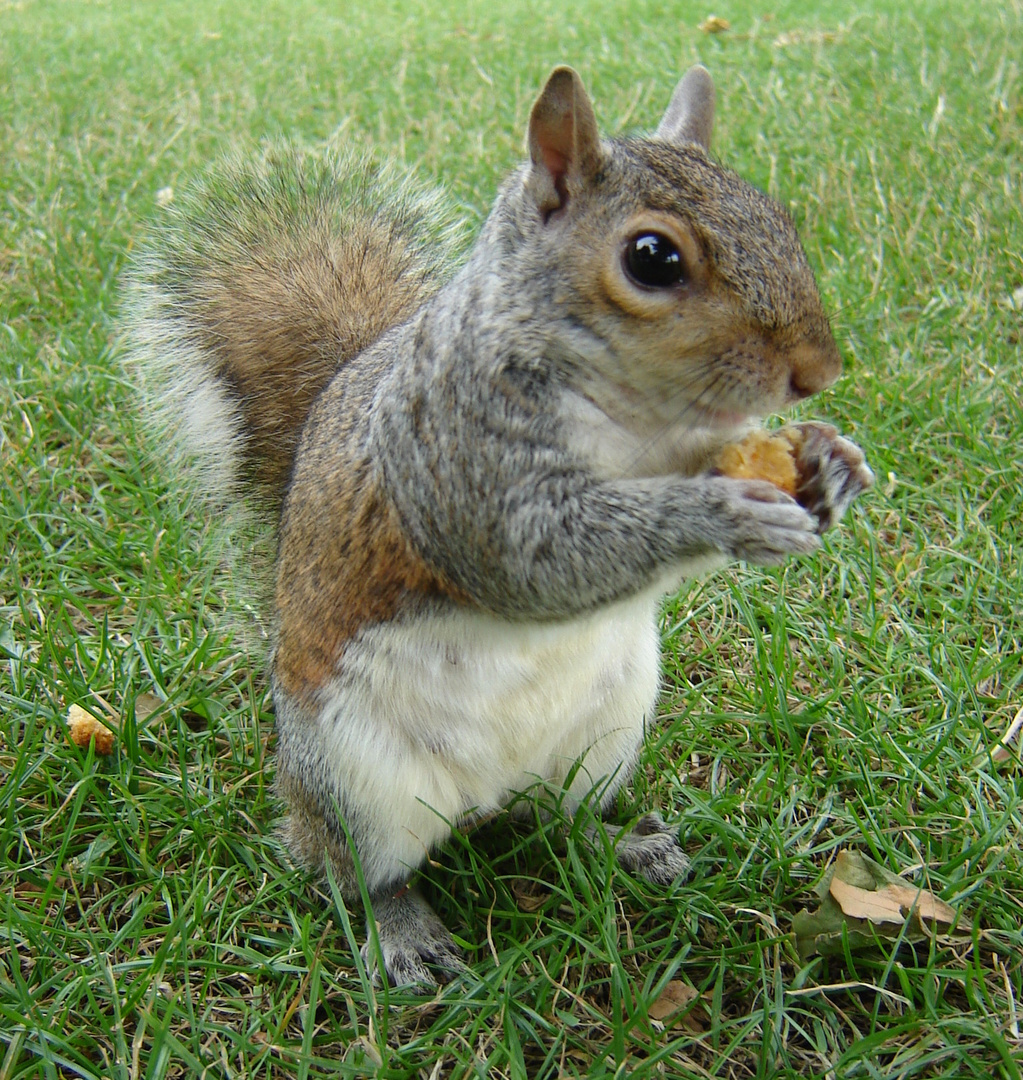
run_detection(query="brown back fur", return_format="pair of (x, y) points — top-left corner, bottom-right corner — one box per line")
(124, 142), (465, 512)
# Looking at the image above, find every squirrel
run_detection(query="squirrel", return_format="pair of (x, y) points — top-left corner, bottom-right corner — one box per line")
(122, 65), (873, 987)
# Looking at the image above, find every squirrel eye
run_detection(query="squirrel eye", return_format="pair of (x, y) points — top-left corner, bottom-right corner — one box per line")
(623, 232), (684, 289)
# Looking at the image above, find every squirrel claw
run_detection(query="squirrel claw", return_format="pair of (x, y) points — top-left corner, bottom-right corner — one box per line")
(589, 811), (691, 887)
(714, 477), (821, 565)
(615, 811), (691, 886)
(790, 421), (874, 533)
(362, 889), (465, 990)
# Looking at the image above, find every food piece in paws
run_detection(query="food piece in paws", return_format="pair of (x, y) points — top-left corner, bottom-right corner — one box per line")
(716, 427), (803, 497)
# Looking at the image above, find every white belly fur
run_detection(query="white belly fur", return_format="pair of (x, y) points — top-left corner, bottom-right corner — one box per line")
(315, 586), (666, 885)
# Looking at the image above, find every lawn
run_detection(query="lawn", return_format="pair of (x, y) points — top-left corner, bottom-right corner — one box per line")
(2, 0), (1022, 1077)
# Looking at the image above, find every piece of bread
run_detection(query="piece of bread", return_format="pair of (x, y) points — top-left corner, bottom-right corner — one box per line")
(716, 427), (803, 497)
(66, 703), (116, 755)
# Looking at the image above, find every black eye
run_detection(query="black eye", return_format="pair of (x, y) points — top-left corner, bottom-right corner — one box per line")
(623, 232), (684, 289)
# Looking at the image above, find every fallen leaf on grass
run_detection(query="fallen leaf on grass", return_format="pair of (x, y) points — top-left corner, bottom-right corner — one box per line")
(134, 692), (163, 721)
(793, 850), (957, 960)
(773, 29), (842, 47)
(648, 980), (707, 1032)
(829, 875), (956, 926)
(510, 878), (549, 912)
(698, 15), (731, 33)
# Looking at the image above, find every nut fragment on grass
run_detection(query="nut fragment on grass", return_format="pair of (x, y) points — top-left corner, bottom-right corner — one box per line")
(66, 704), (117, 755)
(716, 426), (803, 496)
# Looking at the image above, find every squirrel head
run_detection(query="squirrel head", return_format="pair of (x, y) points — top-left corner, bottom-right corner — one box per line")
(494, 65), (842, 447)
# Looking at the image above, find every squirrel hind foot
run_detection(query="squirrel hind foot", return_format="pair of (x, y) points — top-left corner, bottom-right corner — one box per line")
(362, 889), (466, 990)
(617, 812), (691, 886)
(591, 812), (692, 887)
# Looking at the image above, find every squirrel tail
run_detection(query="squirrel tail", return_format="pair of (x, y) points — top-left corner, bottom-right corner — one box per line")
(121, 141), (465, 517)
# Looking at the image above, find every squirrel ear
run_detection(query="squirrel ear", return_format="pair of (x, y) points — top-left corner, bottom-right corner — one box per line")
(526, 66), (601, 216)
(655, 65), (716, 150)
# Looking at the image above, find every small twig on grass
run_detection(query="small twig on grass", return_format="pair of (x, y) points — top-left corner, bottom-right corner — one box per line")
(785, 981), (910, 1007)
(486, 883), (500, 968)
(998, 954), (1020, 1041)
(982, 703), (1023, 767)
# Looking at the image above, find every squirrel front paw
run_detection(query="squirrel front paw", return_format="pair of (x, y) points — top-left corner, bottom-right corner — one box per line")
(708, 475), (821, 565)
(789, 422), (874, 533)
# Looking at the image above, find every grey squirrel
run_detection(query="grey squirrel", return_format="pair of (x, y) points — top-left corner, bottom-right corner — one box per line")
(123, 65), (873, 987)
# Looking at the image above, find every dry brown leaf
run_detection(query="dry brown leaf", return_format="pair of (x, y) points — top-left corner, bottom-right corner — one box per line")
(699, 15), (731, 33)
(794, 849), (960, 959)
(510, 878), (549, 913)
(134, 692), (163, 721)
(829, 878), (910, 925)
(829, 857), (956, 927)
(66, 703), (117, 755)
(648, 980), (706, 1032)
(888, 883), (957, 924)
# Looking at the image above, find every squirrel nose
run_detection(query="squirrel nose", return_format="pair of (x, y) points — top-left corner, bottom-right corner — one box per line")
(788, 370), (819, 401)
(787, 338), (842, 401)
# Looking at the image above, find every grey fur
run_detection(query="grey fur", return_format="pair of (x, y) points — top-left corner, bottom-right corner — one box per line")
(589, 812), (692, 886)
(122, 66), (873, 989)
(362, 890), (465, 990)
(370, 140), (838, 614)
(121, 141), (466, 512)
(656, 65), (717, 149)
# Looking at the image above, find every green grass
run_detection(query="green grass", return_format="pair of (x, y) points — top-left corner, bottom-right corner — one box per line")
(2, 0), (1022, 1076)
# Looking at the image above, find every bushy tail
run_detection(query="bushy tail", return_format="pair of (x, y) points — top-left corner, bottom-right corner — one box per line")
(121, 141), (465, 516)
